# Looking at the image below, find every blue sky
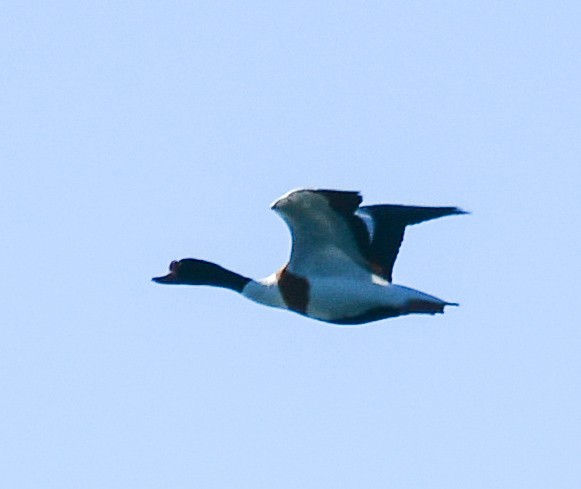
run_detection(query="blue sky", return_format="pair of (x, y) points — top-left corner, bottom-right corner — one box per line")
(1, 1), (580, 488)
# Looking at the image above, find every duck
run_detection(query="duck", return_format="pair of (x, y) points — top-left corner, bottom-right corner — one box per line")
(152, 189), (467, 324)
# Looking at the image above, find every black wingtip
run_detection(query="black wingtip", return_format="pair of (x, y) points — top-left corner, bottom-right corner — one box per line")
(434, 207), (470, 219)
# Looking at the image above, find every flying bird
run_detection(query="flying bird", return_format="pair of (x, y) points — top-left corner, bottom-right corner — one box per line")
(153, 189), (467, 324)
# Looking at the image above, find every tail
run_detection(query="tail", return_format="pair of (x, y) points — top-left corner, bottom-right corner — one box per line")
(406, 299), (459, 315)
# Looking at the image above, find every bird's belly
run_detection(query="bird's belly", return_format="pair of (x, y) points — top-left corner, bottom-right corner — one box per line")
(305, 280), (447, 323)
(305, 280), (406, 321)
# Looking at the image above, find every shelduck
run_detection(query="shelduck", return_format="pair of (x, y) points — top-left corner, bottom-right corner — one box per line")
(153, 189), (467, 324)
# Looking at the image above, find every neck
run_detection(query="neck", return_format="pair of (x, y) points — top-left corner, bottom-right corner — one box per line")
(206, 265), (251, 293)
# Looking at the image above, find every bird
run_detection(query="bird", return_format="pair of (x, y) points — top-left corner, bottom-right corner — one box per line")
(152, 189), (467, 325)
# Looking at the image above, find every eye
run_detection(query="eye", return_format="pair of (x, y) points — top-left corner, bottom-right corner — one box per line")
(170, 260), (179, 272)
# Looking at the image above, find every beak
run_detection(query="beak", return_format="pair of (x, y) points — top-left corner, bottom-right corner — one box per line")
(152, 271), (179, 284)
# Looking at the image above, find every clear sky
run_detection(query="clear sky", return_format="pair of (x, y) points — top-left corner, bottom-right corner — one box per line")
(2, 1), (580, 488)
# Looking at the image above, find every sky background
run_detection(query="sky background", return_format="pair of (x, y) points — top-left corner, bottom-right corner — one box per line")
(1, 1), (580, 488)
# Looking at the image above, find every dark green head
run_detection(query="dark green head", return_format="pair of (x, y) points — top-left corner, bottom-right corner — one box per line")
(152, 259), (250, 293)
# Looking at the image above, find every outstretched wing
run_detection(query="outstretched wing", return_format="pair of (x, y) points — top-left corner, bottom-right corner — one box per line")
(271, 189), (371, 277)
(272, 189), (466, 281)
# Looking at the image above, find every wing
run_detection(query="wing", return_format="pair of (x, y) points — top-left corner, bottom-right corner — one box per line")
(272, 188), (467, 281)
(356, 204), (467, 281)
(271, 189), (371, 277)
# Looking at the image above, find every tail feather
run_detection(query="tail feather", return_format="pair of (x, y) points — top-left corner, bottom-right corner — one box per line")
(406, 299), (459, 315)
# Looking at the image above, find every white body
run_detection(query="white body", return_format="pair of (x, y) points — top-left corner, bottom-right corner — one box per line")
(243, 273), (448, 323)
